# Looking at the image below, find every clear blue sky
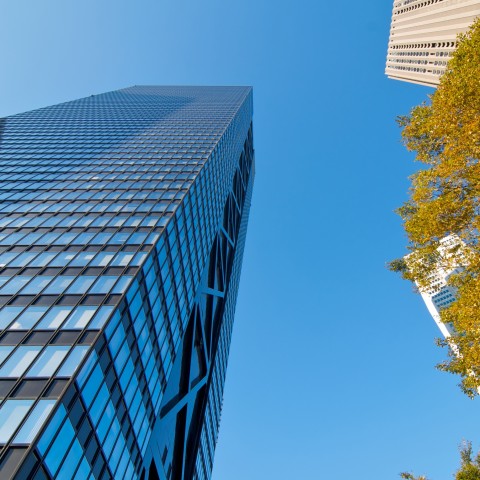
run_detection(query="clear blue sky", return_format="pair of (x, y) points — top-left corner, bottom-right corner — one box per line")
(1, 1), (479, 479)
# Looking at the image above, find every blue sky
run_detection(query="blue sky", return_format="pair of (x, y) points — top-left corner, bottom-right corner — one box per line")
(2, 1), (479, 478)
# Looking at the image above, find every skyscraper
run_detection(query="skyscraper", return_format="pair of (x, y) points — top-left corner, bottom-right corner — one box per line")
(0, 86), (255, 480)
(405, 236), (462, 339)
(404, 236), (480, 392)
(385, 0), (480, 87)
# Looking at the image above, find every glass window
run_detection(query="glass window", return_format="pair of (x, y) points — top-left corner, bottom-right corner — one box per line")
(66, 276), (96, 295)
(56, 232), (78, 244)
(9, 253), (38, 268)
(0, 346), (14, 365)
(70, 252), (96, 267)
(0, 399), (34, 444)
(0, 276), (32, 295)
(146, 232), (160, 244)
(27, 346), (70, 377)
(57, 346), (90, 377)
(58, 217), (79, 228)
(0, 346), (43, 377)
(13, 399), (56, 444)
(96, 400), (115, 444)
(92, 232), (112, 244)
(20, 276), (54, 295)
(9, 306), (48, 330)
(71, 233), (96, 245)
(36, 306), (72, 330)
(73, 457), (91, 480)
(127, 232), (147, 244)
(0, 218), (15, 228)
(62, 306), (96, 329)
(110, 252), (134, 267)
(56, 439), (83, 478)
(132, 251), (148, 266)
(50, 251), (76, 267)
(8, 218), (29, 228)
(88, 306), (114, 330)
(91, 217), (110, 227)
(74, 351), (97, 390)
(89, 383), (108, 425)
(38, 232), (60, 244)
(0, 306), (24, 329)
(44, 417), (75, 475)
(111, 232), (131, 244)
(29, 251), (58, 267)
(0, 251), (20, 267)
(112, 276), (133, 294)
(141, 216), (159, 227)
(0, 233), (25, 246)
(90, 251), (114, 267)
(74, 216), (95, 228)
(108, 216), (127, 227)
(89, 276), (117, 294)
(18, 233), (43, 245)
(43, 276), (76, 295)
(125, 216), (142, 227)
(42, 217), (62, 228)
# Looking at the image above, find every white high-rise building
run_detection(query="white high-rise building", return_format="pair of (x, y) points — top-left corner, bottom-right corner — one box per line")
(406, 236), (480, 393)
(406, 235), (463, 339)
(386, 0), (480, 87)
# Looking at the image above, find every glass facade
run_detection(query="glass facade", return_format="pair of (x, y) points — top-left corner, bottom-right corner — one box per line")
(0, 86), (255, 480)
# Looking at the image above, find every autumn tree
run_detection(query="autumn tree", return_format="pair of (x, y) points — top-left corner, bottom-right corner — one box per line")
(391, 18), (480, 397)
(400, 442), (480, 480)
(400, 472), (428, 480)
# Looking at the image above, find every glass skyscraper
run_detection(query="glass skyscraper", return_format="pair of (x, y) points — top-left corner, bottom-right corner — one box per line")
(0, 86), (254, 480)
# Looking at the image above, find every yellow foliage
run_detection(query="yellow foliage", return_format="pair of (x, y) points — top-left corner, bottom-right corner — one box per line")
(395, 18), (480, 396)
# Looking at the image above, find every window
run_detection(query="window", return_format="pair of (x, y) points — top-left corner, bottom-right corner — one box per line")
(111, 252), (134, 267)
(44, 417), (75, 475)
(108, 216), (127, 227)
(13, 399), (56, 444)
(89, 276), (117, 294)
(62, 306), (96, 329)
(0, 276), (32, 295)
(0, 399), (34, 444)
(112, 276), (133, 294)
(0, 346), (14, 365)
(66, 276), (96, 294)
(0, 252), (20, 267)
(89, 306), (115, 330)
(57, 346), (90, 376)
(50, 252), (76, 267)
(90, 251), (115, 267)
(0, 346), (43, 377)
(20, 276), (54, 295)
(0, 306), (24, 329)
(128, 232), (147, 244)
(29, 251), (58, 268)
(36, 306), (73, 330)
(111, 232), (131, 244)
(92, 232), (112, 244)
(9, 306), (47, 330)
(133, 251), (149, 266)
(43, 276), (76, 295)
(141, 216), (159, 227)
(71, 233), (96, 245)
(27, 346), (70, 377)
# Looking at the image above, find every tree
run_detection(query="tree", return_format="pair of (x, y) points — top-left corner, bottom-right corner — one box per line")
(400, 442), (480, 479)
(456, 441), (480, 480)
(391, 18), (480, 397)
(400, 472), (428, 480)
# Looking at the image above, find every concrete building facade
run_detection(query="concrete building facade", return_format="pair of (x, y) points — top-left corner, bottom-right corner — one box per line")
(386, 0), (480, 86)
